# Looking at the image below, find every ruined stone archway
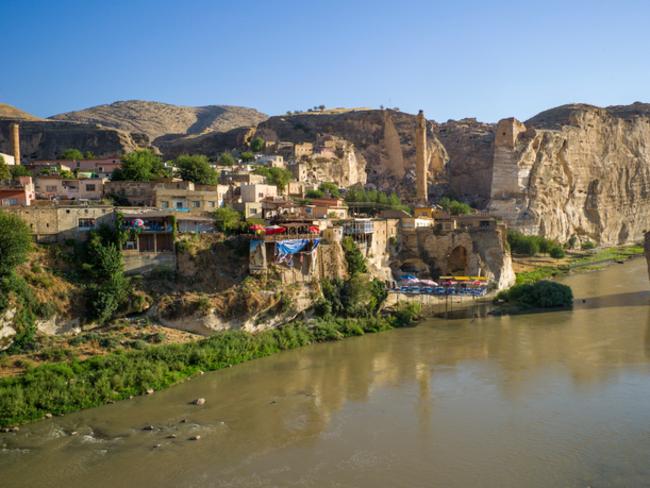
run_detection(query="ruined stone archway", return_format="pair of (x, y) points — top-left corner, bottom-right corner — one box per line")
(447, 246), (468, 275)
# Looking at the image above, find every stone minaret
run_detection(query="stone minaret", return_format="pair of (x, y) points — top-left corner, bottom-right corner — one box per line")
(10, 122), (21, 165)
(415, 110), (427, 202)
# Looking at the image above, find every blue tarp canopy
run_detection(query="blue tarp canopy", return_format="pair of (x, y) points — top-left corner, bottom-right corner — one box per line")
(276, 239), (310, 256)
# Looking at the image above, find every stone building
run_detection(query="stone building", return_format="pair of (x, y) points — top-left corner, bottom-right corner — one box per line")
(154, 181), (229, 213)
(4, 203), (115, 242)
(35, 175), (106, 200)
(103, 180), (157, 206)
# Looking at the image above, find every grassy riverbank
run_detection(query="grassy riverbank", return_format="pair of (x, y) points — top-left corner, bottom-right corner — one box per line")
(514, 245), (644, 284)
(0, 312), (418, 428)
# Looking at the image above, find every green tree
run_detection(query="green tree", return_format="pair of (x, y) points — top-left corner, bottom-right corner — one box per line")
(0, 155), (10, 181)
(342, 236), (367, 275)
(250, 137), (265, 153)
(318, 182), (341, 197)
(218, 152), (236, 166)
(84, 151), (96, 160)
(253, 167), (292, 192)
(213, 206), (242, 233)
(306, 189), (324, 199)
(240, 151), (255, 162)
(59, 169), (75, 179)
(0, 211), (32, 276)
(85, 231), (130, 324)
(10, 165), (31, 178)
(111, 149), (167, 181)
(175, 154), (218, 185)
(439, 196), (472, 215)
(61, 148), (84, 160)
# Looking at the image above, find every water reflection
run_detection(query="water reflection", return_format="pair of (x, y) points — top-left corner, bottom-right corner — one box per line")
(2, 259), (650, 488)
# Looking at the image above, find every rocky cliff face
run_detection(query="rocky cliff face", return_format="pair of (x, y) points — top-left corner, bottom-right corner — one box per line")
(0, 119), (146, 160)
(51, 100), (268, 143)
(487, 103), (650, 245)
(434, 118), (495, 207)
(255, 110), (447, 196)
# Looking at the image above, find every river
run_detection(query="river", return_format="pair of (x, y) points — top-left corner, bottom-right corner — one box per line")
(2, 258), (650, 487)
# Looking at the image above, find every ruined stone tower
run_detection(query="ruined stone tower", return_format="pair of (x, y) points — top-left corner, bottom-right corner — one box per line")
(415, 110), (427, 202)
(489, 117), (527, 200)
(10, 122), (21, 165)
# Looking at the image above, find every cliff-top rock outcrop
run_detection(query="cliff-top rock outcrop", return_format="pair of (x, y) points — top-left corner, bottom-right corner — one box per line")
(0, 118), (147, 160)
(487, 103), (650, 245)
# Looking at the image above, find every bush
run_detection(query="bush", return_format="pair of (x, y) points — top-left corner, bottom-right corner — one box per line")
(507, 230), (562, 257)
(581, 240), (596, 250)
(549, 246), (565, 259)
(438, 197), (472, 215)
(496, 280), (573, 309)
(390, 302), (421, 327)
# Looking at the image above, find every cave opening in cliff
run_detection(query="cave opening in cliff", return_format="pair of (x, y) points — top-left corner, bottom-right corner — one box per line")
(447, 246), (469, 275)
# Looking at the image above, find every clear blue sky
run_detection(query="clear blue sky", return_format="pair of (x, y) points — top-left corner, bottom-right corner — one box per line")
(1, 0), (648, 122)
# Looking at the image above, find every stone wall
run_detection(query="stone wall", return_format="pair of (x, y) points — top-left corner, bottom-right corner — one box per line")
(5, 205), (115, 242)
(397, 225), (515, 290)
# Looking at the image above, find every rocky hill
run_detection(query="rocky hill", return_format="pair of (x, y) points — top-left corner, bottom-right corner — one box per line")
(0, 103), (42, 121)
(50, 100), (268, 143)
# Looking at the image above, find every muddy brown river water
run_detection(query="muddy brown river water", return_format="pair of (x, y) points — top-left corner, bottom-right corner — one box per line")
(2, 258), (650, 487)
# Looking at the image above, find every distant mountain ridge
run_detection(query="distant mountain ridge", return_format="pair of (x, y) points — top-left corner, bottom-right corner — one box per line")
(50, 100), (268, 142)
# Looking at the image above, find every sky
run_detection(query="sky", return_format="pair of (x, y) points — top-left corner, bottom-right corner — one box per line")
(1, 0), (649, 122)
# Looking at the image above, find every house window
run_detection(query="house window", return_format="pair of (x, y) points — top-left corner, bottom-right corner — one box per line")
(79, 218), (96, 230)
(192, 200), (200, 208)
(176, 201), (184, 209)
(209, 201), (216, 208)
(46, 185), (58, 192)
(86, 184), (96, 192)
(161, 201), (169, 208)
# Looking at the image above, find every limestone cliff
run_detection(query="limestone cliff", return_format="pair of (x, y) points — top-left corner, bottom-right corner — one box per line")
(434, 118), (495, 207)
(0, 119), (146, 160)
(255, 110), (447, 196)
(487, 103), (650, 245)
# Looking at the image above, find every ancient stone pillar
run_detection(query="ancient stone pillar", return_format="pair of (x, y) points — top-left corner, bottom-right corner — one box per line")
(415, 110), (427, 202)
(10, 122), (20, 165)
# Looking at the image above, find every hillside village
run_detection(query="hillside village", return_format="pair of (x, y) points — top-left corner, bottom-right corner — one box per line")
(0, 112), (517, 351)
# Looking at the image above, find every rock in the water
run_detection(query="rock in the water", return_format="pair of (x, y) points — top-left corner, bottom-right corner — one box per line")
(142, 425), (155, 431)
(192, 398), (206, 406)
(189, 435), (201, 441)
(146, 389), (154, 395)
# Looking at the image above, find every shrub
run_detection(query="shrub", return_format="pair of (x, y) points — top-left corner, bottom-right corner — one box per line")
(438, 197), (472, 215)
(497, 280), (573, 308)
(581, 240), (596, 250)
(549, 246), (566, 259)
(390, 302), (422, 327)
